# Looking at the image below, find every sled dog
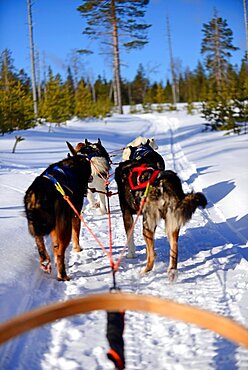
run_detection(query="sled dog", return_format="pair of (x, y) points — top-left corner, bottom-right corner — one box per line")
(24, 146), (91, 281)
(122, 136), (158, 161)
(67, 138), (111, 215)
(115, 143), (207, 281)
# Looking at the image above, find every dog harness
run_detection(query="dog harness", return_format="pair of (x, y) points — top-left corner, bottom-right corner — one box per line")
(43, 164), (78, 195)
(130, 145), (153, 161)
(128, 164), (160, 191)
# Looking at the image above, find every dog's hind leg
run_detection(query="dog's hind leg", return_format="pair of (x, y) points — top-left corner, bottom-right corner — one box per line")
(89, 177), (107, 215)
(123, 209), (136, 258)
(71, 216), (82, 252)
(87, 189), (97, 208)
(167, 228), (179, 282)
(35, 235), (51, 273)
(98, 191), (107, 215)
(50, 230), (70, 281)
(142, 225), (155, 273)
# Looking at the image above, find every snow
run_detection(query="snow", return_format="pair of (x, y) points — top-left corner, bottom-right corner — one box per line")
(0, 105), (248, 369)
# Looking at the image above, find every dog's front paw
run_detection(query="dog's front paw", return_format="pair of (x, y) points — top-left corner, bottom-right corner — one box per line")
(73, 245), (82, 253)
(99, 207), (107, 215)
(140, 266), (152, 275)
(40, 260), (51, 274)
(57, 274), (71, 281)
(167, 268), (178, 283)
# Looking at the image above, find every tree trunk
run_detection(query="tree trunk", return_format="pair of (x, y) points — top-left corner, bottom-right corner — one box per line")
(36, 49), (41, 101)
(111, 0), (123, 114)
(214, 14), (222, 93)
(244, 0), (248, 60)
(166, 16), (177, 105)
(3, 51), (9, 91)
(27, 0), (38, 117)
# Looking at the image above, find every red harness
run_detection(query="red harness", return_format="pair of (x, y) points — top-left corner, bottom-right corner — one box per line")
(128, 164), (160, 191)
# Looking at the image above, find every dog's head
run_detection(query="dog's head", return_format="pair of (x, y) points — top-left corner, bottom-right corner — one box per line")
(149, 137), (158, 150)
(66, 139), (111, 165)
(129, 141), (154, 160)
(127, 141), (165, 171)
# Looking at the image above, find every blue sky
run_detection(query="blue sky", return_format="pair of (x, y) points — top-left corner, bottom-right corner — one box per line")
(0, 0), (245, 83)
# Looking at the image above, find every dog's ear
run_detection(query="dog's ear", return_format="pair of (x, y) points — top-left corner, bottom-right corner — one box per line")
(147, 139), (150, 145)
(85, 139), (89, 145)
(97, 138), (102, 145)
(75, 142), (84, 152)
(66, 141), (77, 156)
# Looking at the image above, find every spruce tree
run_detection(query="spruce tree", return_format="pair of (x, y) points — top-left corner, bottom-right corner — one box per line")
(238, 58), (248, 99)
(236, 58), (248, 129)
(40, 68), (69, 123)
(155, 83), (165, 112)
(131, 64), (149, 104)
(201, 9), (238, 94)
(194, 61), (207, 101)
(0, 50), (35, 134)
(201, 10), (241, 132)
(75, 79), (93, 118)
(63, 67), (75, 118)
(77, 0), (150, 114)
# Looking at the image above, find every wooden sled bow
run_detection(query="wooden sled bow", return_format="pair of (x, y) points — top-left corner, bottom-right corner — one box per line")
(0, 292), (247, 367)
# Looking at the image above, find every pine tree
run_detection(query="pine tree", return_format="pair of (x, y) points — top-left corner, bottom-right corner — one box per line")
(0, 50), (35, 134)
(144, 82), (157, 105)
(131, 64), (149, 104)
(236, 58), (248, 129)
(200, 10), (242, 132)
(93, 76), (112, 117)
(63, 67), (75, 118)
(164, 79), (172, 103)
(166, 15), (177, 105)
(77, 0), (150, 114)
(27, 0), (38, 116)
(238, 58), (248, 99)
(194, 61), (207, 101)
(155, 83), (165, 112)
(201, 9), (238, 94)
(40, 68), (69, 123)
(75, 79), (93, 118)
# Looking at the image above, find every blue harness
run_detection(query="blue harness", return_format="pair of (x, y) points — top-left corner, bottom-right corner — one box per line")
(130, 145), (153, 161)
(43, 165), (77, 195)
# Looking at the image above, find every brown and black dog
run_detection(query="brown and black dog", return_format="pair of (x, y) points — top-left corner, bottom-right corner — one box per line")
(24, 144), (91, 281)
(115, 141), (207, 281)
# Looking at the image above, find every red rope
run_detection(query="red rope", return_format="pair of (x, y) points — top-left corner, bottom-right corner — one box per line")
(64, 196), (112, 264)
(63, 159), (150, 278)
(64, 184), (148, 275)
(106, 184), (113, 263)
(90, 159), (110, 186)
(114, 195), (147, 272)
(109, 147), (125, 155)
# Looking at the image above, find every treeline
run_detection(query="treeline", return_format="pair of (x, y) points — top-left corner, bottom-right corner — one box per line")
(0, 48), (248, 134)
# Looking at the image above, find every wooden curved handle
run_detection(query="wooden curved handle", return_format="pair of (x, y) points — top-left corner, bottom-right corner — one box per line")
(0, 292), (247, 347)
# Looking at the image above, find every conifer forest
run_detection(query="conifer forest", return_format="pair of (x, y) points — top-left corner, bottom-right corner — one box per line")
(0, 1), (247, 135)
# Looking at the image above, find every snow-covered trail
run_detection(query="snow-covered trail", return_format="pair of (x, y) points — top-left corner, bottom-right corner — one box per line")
(0, 113), (248, 370)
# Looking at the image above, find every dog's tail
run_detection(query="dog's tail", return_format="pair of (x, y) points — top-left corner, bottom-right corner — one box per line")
(175, 192), (207, 226)
(25, 204), (55, 237)
(90, 156), (109, 176)
(24, 188), (55, 237)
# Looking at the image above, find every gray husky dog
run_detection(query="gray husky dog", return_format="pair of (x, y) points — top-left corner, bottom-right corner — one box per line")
(115, 142), (207, 281)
